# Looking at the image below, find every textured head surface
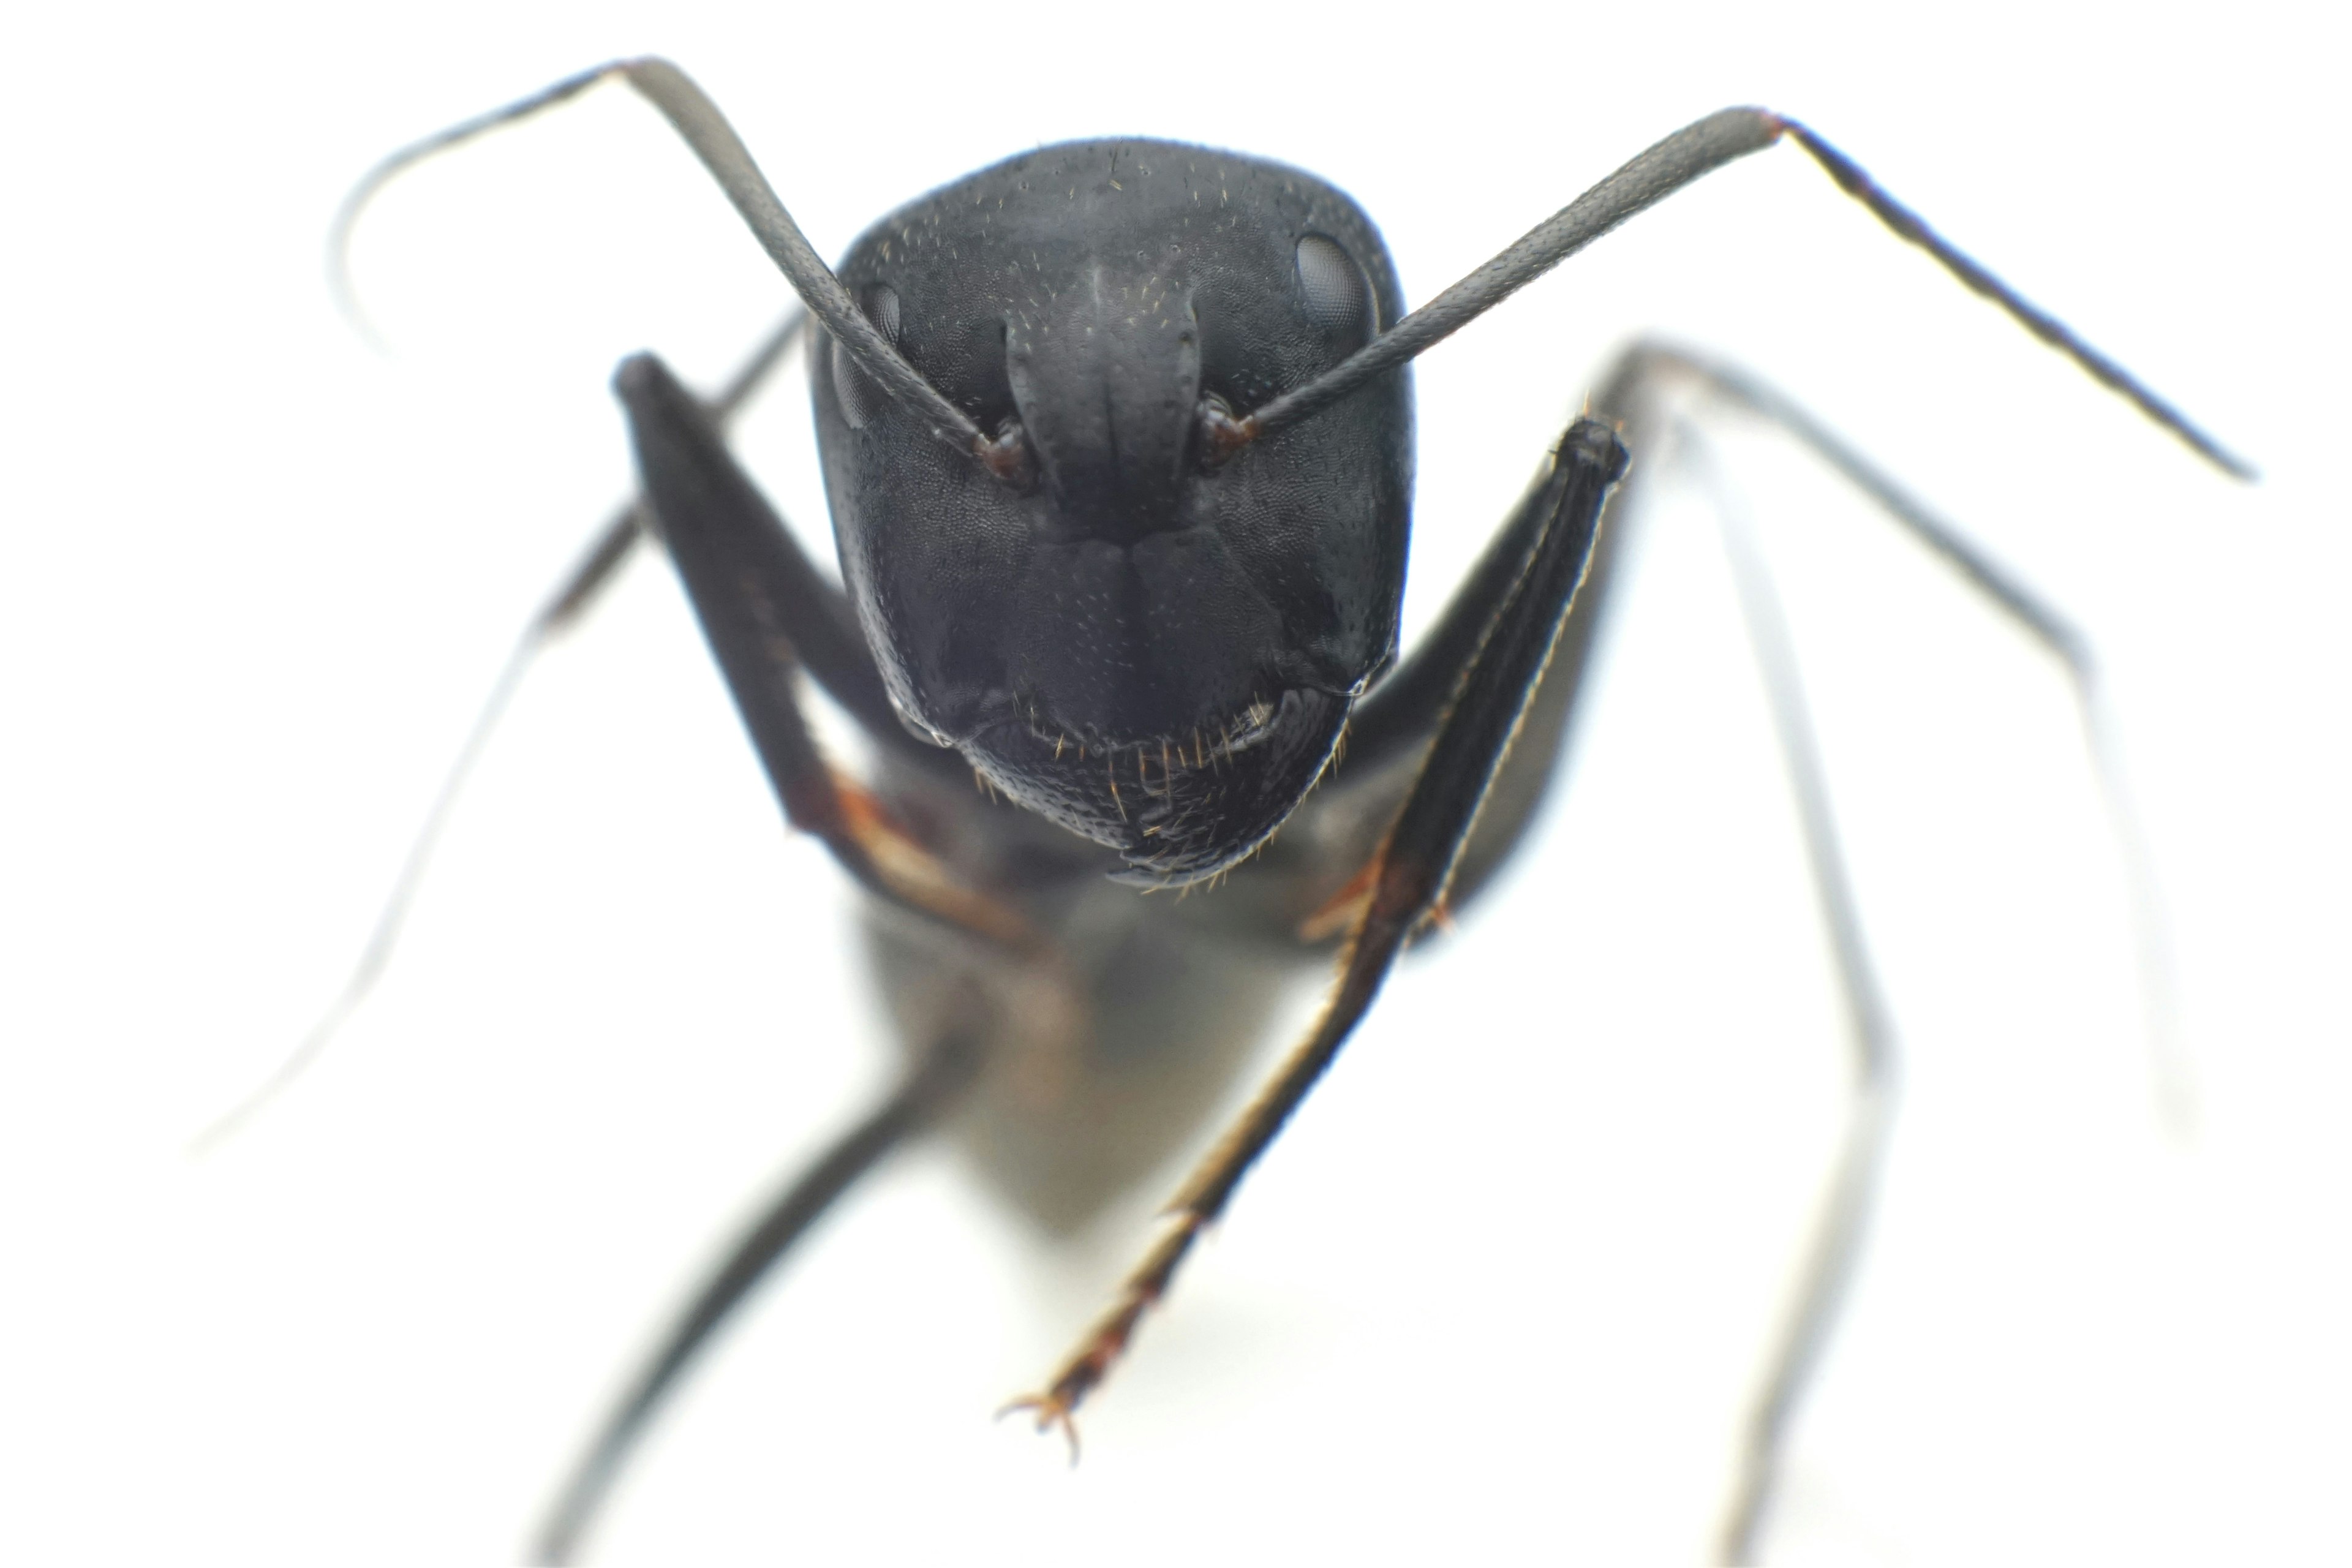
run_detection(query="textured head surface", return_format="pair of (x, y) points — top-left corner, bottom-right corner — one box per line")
(812, 139), (1413, 880)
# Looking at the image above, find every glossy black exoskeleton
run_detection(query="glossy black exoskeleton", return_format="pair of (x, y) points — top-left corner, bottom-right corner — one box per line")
(299, 59), (2249, 1563)
(815, 141), (1411, 882)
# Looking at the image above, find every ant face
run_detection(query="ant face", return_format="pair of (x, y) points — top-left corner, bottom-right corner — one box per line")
(813, 140), (1411, 880)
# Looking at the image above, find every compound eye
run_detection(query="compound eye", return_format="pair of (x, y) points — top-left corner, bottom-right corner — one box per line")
(1294, 235), (1373, 347)
(831, 282), (903, 431)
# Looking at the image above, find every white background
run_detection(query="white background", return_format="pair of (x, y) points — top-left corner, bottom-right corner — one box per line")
(2, 1), (2345, 1561)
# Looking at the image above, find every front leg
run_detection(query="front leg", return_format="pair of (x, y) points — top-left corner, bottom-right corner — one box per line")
(1009, 418), (1629, 1438)
(614, 353), (1031, 952)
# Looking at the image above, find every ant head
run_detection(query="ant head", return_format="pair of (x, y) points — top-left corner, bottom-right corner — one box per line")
(813, 140), (1412, 883)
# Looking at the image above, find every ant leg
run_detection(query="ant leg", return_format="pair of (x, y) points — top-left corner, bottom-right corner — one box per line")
(1006, 418), (1629, 1438)
(613, 353), (1033, 952)
(533, 1026), (984, 1566)
(191, 312), (808, 1151)
(537, 307), (807, 635)
(1664, 420), (1896, 1567)
(1607, 340), (2194, 1134)
(1583, 342), (2187, 1560)
(1600, 342), (2098, 661)
(1323, 433), (1640, 925)
(614, 350), (926, 753)
(1287, 371), (1904, 1559)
